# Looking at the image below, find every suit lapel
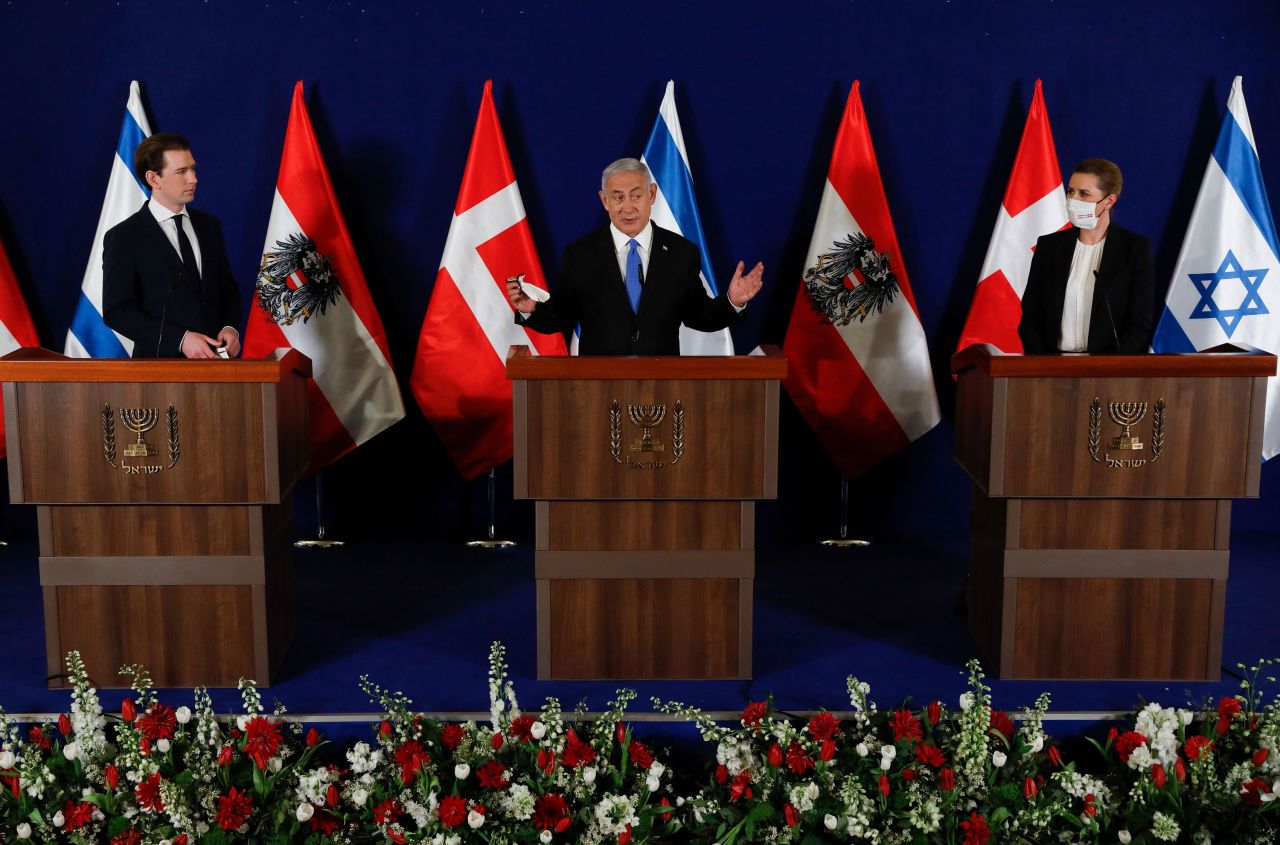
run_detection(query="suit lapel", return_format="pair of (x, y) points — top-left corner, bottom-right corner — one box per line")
(1048, 231), (1075, 331)
(642, 225), (672, 316)
(140, 203), (186, 279)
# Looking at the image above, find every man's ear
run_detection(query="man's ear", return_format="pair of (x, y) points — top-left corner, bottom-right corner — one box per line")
(599, 190), (609, 212)
(648, 183), (657, 202)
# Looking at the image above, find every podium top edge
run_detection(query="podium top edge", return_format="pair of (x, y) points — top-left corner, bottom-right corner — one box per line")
(0, 348), (313, 383)
(950, 344), (1277, 378)
(504, 345), (787, 380)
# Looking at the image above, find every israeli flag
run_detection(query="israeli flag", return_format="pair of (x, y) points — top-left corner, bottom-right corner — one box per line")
(64, 81), (152, 358)
(642, 81), (734, 356)
(1152, 76), (1280, 459)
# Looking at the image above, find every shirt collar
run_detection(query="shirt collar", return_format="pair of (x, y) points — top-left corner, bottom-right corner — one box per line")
(148, 199), (187, 227)
(610, 221), (653, 254)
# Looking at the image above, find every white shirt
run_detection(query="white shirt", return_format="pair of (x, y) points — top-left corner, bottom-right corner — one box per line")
(1058, 238), (1106, 352)
(610, 222), (653, 281)
(147, 200), (203, 278)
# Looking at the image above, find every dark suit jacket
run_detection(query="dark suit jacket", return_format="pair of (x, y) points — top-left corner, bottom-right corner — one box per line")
(102, 202), (242, 358)
(518, 223), (740, 355)
(1018, 224), (1154, 354)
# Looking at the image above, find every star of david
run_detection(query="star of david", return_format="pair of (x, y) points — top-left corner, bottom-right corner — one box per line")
(1187, 250), (1269, 337)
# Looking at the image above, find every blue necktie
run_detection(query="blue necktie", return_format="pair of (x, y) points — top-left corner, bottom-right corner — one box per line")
(624, 238), (642, 313)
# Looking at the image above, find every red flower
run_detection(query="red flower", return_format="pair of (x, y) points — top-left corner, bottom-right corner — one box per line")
(28, 726), (50, 749)
(1174, 757), (1187, 782)
(561, 729), (597, 768)
(1024, 776), (1037, 800)
(927, 700), (942, 726)
(62, 800), (93, 831)
(939, 767), (955, 791)
(173, 836), (188, 845)
(379, 720), (392, 738)
(135, 772), (165, 812)
(104, 764), (120, 791)
(388, 831), (407, 845)
(714, 764), (729, 784)
(1185, 735), (1213, 761)
(538, 748), (557, 773)
(309, 810), (342, 835)
(508, 715), (537, 743)
(915, 744), (945, 768)
(1217, 697), (1243, 734)
(111, 829), (142, 845)
(441, 723), (465, 751)
(960, 812), (991, 845)
(618, 824), (632, 845)
(616, 721), (627, 745)
(1253, 748), (1270, 766)
(988, 710), (1014, 741)
(729, 770), (752, 802)
(136, 704), (177, 741)
(807, 712), (841, 741)
(767, 743), (783, 767)
(216, 787), (253, 831)
(784, 802), (799, 828)
(393, 740), (430, 784)
(1107, 726), (1119, 744)
(1082, 794), (1098, 817)
(139, 737), (151, 757)
(477, 760), (509, 789)
(878, 773), (890, 797)
(1047, 745), (1064, 767)
(902, 766), (918, 782)
(217, 745), (234, 767)
(819, 738), (836, 762)
(1114, 731), (1147, 763)
(439, 795), (467, 829)
(306, 728), (321, 747)
(490, 731), (504, 750)
(741, 701), (768, 730)
(326, 783), (339, 807)
(891, 709), (923, 744)
(57, 714), (72, 735)
(533, 793), (570, 832)
(121, 698), (136, 722)
(242, 717), (282, 770)
(1241, 778), (1271, 807)
(1151, 764), (1167, 788)
(658, 796), (673, 821)
(373, 799), (403, 827)
(629, 740), (653, 770)
(785, 741), (813, 775)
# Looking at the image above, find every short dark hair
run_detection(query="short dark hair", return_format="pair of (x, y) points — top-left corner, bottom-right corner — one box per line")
(1072, 158), (1123, 197)
(134, 133), (191, 184)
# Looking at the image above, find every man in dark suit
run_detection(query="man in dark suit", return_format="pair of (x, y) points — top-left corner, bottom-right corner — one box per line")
(1018, 158), (1154, 354)
(505, 158), (763, 354)
(102, 133), (242, 359)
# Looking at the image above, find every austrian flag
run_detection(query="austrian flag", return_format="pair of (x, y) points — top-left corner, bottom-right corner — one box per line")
(782, 81), (940, 478)
(244, 81), (405, 471)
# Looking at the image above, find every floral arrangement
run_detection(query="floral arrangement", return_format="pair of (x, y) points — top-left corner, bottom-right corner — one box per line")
(0, 648), (1277, 844)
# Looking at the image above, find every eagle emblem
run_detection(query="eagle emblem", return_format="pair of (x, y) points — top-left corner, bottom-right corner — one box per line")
(803, 233), (900, 326)
(256, 233), (344, 326)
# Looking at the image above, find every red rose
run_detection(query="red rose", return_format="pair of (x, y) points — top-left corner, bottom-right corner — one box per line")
(767, 743), (783, 767)
(729, 770), (752, 802)
(741, 701), (768, 730)
(1217, 697), (1243, 734)
(988, 710), (1014, 741)
(326, 783), (339, 807)
(104, 764), (120, 791)
(1151, 764), (1167, 788)
(960, 812), (991, 845)
(215, 787), (253, 831)
(1047, 745), (1064, 767)
(111, 829), (142, 845)
(438, 795), (467, 829)
(1082, 794), (1098, 817)
(533, 793), (570, 832)
(1174, 757), (1187, 781)
(784, 802), (799, 828)
(393, 740), (430, 785)
(879, 773), (890, 797)
(243, 717), (282, 770)
(137, 704), (177, 742)
(561, 729), (597, 768)
(940, 767), (955, 791)
(807, 712), (840, 741)
(618, 824), (632, 845)
(915, 744), (945, 768)
(121, 698), (136, 722)
(62, 800), (93, 831)
(902, 767), (918, 782)
(1184, 735), (1213, 761)
(1254, 748), (1270, 766)
(58, 714), (72, 735)
(218, 745), (234, 767)
(786, 741), (813, 775)
(927, 700), (941, 726)
(306, 728), (321, 747)
(819, 738), (836, 761)
(1024, 776), (1037, 800)
(1114, 731), (1147, 763)
(891, 709), (923, 744)
(135, 772), (165, 812)
(442, 723), (466, 751)
(508, 715), (537, 743)
(477, 760), (509, 789)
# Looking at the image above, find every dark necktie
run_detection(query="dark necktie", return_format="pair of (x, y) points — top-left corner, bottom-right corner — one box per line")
(172, 214), (201, 283)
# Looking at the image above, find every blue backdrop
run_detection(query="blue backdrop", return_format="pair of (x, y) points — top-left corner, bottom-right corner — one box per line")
(1, 0), (1278, 540)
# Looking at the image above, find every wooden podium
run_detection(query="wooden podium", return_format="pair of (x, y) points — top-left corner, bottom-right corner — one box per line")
(951, 345), (1275, 680)
(508, 346), (785, 680)
(0, 348), (309, 688)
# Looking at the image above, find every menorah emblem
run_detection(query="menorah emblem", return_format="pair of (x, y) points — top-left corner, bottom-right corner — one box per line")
(1108, 401), (1147, 451)
(120, 408), (159, 458)
(628, 403), (667, 453)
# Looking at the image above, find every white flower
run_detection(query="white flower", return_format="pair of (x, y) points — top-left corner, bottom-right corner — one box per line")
(468, 810), (485, 829)
(352, 788), (368, 806)
(63, 742), (79, 760)
(992, 751), (1007, 768)
(650, 761), (665, 777)
(1029, 735), (1044, 753)
(236, 715), (249, 731)
(156, 738), (171, 753)
(540, 832), (553, 844)
(824, 814), (838, 831)
(52, 811), (66, 828)
(855, 742), (869, 757)
(454, 763), (471, 780)
(175, 706), (192, 725)
(269, 757), (283, 773)
(0, 751), (15, 769)
(959, 692), (975, 712)
(296, 803), (315, 822)
(583, 766), (597, 784)
(16, 823), (31, 839)
(530, 721), (547, 740)
(446, 836), (462, 845)
(804, 782), (820, 802)
(1118, 831), (1132, 844)
(647, 774), (660, 791)
(880, 744), (896, 761)
(1179, 709), (1194, 726)
(159, 840), (171, 845)
(880, 756), (893, 771)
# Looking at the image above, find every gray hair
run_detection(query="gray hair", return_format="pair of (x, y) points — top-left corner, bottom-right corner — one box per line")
(600, 158), (652, 192)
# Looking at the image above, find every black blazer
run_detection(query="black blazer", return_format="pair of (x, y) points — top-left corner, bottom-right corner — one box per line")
(102, 202), (242, 358)
(518, 223), (740, 355)
(1018, 224), (1154, 354)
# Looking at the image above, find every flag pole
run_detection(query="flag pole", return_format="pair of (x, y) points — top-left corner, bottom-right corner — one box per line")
(820, 477), (871, 548)
(294, 472), (344, 549)
(467, 467), (516, 549)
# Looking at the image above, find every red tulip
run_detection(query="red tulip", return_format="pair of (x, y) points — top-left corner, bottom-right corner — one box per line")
(218, 745), (233, 767)
(379, 721), (392, 738)
(1024, 776), (1037, 800)
(879, 773), (890, 797)
(1253, 748), (1270, 766)
(616, 721), (627, 745)
(306, 728), (321, 747)
(58, 714), (72, 736)
(1047, 745), (1064, 767)
(121, 699), (136, 722)
(927, 700), (941, 726)
(326, 783), (339, 807)
(490, 731), (504, 750)
(902, 767), (917, 782)
(819, 739), (836, 761)
(1174, 757), (1187, 782)
(173, 837), (188, 845)
(1151, 764), (1166, 788)
(1083, 794), (1098, 817)
(940, 767), (955, 791)
(767, 743), (783, 767)
(784, 803), (799, 828)
(714, 764), (728, 785)
(104, 765), (119, 791)
(618, 824), (632, 845)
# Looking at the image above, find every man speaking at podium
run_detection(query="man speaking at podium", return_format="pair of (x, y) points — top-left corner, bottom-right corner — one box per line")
(102, 134), (242, 359)
(506, 158), (763, 355)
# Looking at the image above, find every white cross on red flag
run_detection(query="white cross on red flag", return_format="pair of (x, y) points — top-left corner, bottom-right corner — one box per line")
(410, 81), (567, 479)
(0, 234), (40, 458)
(956, 80), (1068, 353)
(244, 81), (405, 471)
(782, 81), (940, 479)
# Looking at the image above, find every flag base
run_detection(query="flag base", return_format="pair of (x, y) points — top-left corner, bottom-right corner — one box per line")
(465, 539), (517, 549)
(819, 537), (872, 548)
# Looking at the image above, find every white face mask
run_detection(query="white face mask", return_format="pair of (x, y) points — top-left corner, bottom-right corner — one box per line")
(1067, 197), (1101, 230)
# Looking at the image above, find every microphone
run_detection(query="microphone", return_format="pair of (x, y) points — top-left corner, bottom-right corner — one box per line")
(1093, 269), (1121, 353)
(155, 271), (181, 358)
